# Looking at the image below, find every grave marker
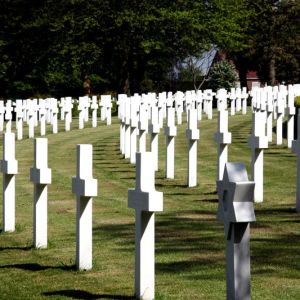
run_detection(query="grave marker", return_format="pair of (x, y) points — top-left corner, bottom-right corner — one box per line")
(0, 133), (18, 232)
(30, 138), (52, 248)
(128, 152), (163, 300)
(72, 145), (98, 270)
(217, 162), (255, 300)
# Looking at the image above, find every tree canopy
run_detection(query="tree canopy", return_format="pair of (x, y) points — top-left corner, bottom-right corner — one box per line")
(0, 0), (299, 98)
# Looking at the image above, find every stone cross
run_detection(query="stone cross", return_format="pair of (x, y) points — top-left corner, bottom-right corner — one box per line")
(276, 92), (285, 145)
(91, 96), (98, 128)
(196, 90), (203, 120)
(203, 89), (214, 119)
(164, 107), (177, 179)
(100, 95), (107, 121)
(0, 133), (18, 232)
(64, 97), (73, 131)
(5, 100), (14, 133)
(39, 99), (47, 136)
(72, 144), (98, 270)
(235, 88), (242, 112)
(124, 98), (131, 159)
(51, 98), (59, 134)
(130, 97), (139, 164)
(128, 152), (163, 300)
(248, 111), (268, 202)
(292, 108), (300, 212)
(175, 92), (184, 125)
(229, 88), (236, 116)
(266, 87), (274, 142)
(157, 93), (165, 129)
(216, 88), (228, 111)
(59, 97), (65, 121)
(286, 88), (295, 148)
(15, 100), (24, 140)
(215, 110), (232, 181)
(84, 96), (90, 122)
(217, 162), (255, 300)
(138, 104), (148, 153)
(149, 106), (160, 171)
(118, 95), (127, 155)
(186, 108), (200, 187)
(241, 87), (248, 115)
(30, 138), (52, 248)
(27, 100), (35, 138)
(78, 97), (86, 129)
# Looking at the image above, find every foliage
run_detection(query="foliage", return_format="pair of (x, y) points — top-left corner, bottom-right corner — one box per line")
(0, 0), (255, 98)
(207, 60), (239, 91)
(294, 96), (300, 108)
(229, 0), (300, 86)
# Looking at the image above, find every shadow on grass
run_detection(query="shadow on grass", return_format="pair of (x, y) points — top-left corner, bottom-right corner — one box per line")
(0, 245), (32, 251)
(0, 263), (75, 271)
(42, 290), (135, 299)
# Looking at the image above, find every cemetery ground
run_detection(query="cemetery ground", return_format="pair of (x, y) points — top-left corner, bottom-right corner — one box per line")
(0, 111), (300, 300)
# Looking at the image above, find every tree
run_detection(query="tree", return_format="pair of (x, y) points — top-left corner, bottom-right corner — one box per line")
(207, 60), (239, 91)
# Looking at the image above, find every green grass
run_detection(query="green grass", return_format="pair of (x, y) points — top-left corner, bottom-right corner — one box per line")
(0, 111), (299, 299)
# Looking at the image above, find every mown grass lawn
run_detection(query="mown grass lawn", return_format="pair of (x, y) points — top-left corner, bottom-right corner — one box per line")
(0, 110), (299, 299)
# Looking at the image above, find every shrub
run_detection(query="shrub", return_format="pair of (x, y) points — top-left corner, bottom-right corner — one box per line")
(294, 96), (300, 108)
(207, 60), (239, 91)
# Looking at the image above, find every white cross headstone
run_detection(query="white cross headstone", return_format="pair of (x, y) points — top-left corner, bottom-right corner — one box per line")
(196, 90), (203, 120)
(30, 138), (52, 248)
(39, 99), (47, 136)
(5, 100), (14, 133)
(130, 97), (139, 164)
(15, 100), (24, 140)
(59, 97), (65, 121)
(276, 92), (285, 145)
(91, 96), (98, 128)
(124, 98), (131, 159)
(72, 144), (98, 270)
(0, 133), (18, 232)
(287, 88), (296, 148)
(118, 95), (127, 155)
(64, 97), (73, 131)
(138, 104), (148, 153)
(241, 87), (248, 115)
(235, 88), (242, 112)
(27, 100), (35, 138)
(217, 162), (255, 300)
(50, 98), (58, 134)
(266, 87), (274, 142)
(149, 106), (160, 171)
(229, 88), (236, 116)
(128, 152), (163, 300)
(292, 109), (300, 212)
(78, 97), (86, 129)
(248, 112), (268, 202)
(215, 110), (232, 181)
(186, 108), (200, 187)
(164, 107), (177, 179)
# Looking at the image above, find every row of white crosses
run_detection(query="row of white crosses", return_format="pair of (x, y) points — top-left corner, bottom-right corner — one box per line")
(0, 94), (114, 138)
(216, 87), (248, 115)
(0, 126), (162, 299)
(118, 92), (202, 186)
(251, 84), (300, 148)
(0, 132), (99, 270)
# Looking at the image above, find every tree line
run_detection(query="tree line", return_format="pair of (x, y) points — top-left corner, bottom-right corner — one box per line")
(0, 0), (299, 98)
